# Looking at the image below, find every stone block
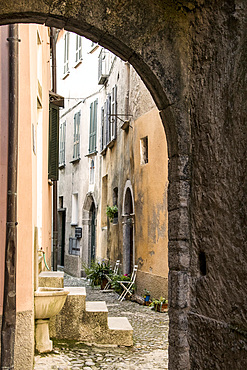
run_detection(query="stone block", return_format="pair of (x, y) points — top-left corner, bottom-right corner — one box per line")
(49, 287), (86, 339)
(168, 207), (190, 241)
(168, 271), (190, 309)
(168, 241), (190, 271)
(38, 271), (64, 288)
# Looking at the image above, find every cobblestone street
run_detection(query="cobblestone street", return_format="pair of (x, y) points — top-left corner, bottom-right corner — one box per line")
(34, 273), (169, 370)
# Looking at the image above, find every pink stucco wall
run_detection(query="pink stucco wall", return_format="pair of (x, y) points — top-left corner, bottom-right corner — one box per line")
(0, 25), (9, 315)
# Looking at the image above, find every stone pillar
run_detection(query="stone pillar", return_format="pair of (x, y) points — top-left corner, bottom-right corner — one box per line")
(168, 155), (191, 370)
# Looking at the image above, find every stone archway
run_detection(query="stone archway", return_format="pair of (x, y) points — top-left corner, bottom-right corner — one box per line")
(122, 180), (135, 275)
(0, 5), (191, 369)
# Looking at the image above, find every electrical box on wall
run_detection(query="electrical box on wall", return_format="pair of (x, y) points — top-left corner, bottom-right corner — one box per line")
(75, 227), (82, 239)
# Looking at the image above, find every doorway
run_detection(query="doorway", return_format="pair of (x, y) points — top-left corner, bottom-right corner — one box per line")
(122, 182), (135, 275)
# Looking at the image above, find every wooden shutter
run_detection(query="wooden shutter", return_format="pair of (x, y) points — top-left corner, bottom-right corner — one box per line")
(48, 103), (59, 181)
(101, 106), (104, 151)
(106, 94), (111, 144)
(111, 85), (117, 140)
(92, 100), (97, 152)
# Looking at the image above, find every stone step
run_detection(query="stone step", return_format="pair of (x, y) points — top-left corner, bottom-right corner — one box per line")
(93, 317), (133, 346)
(85, 301), (109, 329)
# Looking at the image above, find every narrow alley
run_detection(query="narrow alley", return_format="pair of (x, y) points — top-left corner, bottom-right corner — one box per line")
(34, 273), (169, 370)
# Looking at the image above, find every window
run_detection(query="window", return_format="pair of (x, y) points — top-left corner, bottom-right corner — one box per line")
(100, 85), (117, 152)
(64, 32), (69, 75)
(140, 136), (148, 164)
(59, 121), (66, 166)
(75, 35), (82, 63)
(89, 99), (98, 153)
(98, 48), (109, 84)
(90, 159), (95, 184)
(71, 193), (78, 225)
(69, 237), (80, 256)
(113, 187), (118, 224)
(73, 111), (80, 160)
(48, 103), (59, 181)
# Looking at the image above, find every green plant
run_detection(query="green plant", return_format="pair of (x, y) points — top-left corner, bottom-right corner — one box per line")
(106, 205), (118, 222)
(149, 297), (168, 311)
(83, 260), (113, 287)
(143, 289), (150, 297)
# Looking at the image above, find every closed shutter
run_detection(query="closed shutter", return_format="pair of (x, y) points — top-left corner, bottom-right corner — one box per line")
(48, 103), (59, 181)
(89, 99), (98, 153)
(106, 94), (111, 145)
(73, 111), (80, 159)
(93, 99), (98, 152)
(101, 106), (104, 151)
(111, 85), (117, 140)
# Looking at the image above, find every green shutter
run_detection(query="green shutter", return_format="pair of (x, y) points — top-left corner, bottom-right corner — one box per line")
(48, 103), (59, 181)
(89, 100), (97, 153)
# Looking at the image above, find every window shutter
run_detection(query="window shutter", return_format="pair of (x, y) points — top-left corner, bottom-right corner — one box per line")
(104, 101), (107, 147)
(93, 99), (98, 152)
(111, 85), (117, 140)
(89, 102), (93, 152)
(101, 106), (104, 151)
(48, 103), (59, 181)
(106, 94), (111, 145)
(73, 111), (80, 159)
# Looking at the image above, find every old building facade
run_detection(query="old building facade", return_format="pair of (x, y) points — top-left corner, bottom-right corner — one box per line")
(0, 24), (52, 369)
(56, 31), (169, 298)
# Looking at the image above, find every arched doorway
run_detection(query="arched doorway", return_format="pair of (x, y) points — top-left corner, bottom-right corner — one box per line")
(82, 192), (97, 267)
(122, 181), (135, 275)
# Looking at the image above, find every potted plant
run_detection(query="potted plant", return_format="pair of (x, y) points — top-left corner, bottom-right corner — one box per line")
(143, 289), (151, 305)
(84, 260), (113, 289)
(150, 297), (168, 312)
(106, 205), (118, 223)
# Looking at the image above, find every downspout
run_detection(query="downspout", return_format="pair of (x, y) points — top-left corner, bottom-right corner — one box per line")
(1, 24), (19, 370)
(50, 27), (58, 271)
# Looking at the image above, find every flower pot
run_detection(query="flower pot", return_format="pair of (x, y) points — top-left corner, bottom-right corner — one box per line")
(100, 277), (108, 290)
(155, 303), (168, 312)
(144, 295), (150, 305)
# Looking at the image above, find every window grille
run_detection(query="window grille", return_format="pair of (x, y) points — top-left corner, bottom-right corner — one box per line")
(69, 237), (80, 256)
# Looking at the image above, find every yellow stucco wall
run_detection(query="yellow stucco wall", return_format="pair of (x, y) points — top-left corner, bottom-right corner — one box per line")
(134, 108), (169, 296)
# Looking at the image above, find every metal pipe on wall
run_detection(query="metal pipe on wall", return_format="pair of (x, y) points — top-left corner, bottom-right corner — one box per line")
(1, 23), (19, 370)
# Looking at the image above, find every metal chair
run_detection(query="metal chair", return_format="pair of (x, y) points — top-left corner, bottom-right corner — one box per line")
(103, 259), (120, 290)
(117, 265), (138, 301)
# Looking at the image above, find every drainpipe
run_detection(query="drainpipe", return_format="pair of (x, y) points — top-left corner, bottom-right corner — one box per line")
(50, 27), (58, 271)
(1, 24), (19, 370)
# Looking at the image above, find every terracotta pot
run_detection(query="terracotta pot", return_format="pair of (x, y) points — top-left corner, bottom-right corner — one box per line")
(100, 277), (108, 290)
(156, 303), (168, 312)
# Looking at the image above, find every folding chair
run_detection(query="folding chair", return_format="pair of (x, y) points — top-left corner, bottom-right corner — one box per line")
(117, 265), (138, 301)
(103, 260), (120, 290)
